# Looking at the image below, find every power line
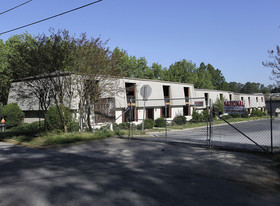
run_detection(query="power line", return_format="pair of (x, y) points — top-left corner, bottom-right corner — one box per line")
(0, 0), (104, 36)
(0, 0), (33, 16)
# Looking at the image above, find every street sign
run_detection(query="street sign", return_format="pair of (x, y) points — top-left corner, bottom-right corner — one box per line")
(140, 85), (152, 99)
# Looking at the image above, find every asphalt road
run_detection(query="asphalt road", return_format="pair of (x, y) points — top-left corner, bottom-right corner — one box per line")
(144, 119), (280, 152)
(0, 138), (280, 206)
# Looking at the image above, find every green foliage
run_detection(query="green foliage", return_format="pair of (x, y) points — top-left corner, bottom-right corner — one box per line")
(136, 119), (155, 130)
(250, 109), (264, 117)
(1, 103), (24, 128)
(191, 110), (202, 121)
(213, 98), (224, 115)
(47, 105), (76, 131)
(191, 109), (209, 122)
(7, 121), (44, 135)
(241, 111), (249, 118)
(155, 117), (166, 127)
(113, 122), (130, 130)
(43, 131), (114, 146)
(173, 115), (187, 125)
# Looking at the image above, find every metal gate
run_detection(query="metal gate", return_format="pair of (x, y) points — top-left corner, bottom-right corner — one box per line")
(126, 97), (211, 147)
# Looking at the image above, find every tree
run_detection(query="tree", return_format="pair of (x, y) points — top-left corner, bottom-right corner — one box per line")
(9, 29), (77, 132)
(228, 82), (244, 93)
(206, 64), (228, 90)
(166, 59), (197, 84)
(195, 62), (214, 89)
(0, 33), (36, 104)
(150, 63), (163, 80)
(74, 34), (125, 132)
(263, 45), (280, 84)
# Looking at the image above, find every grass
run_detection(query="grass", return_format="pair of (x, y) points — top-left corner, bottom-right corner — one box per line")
(0, 115), (270, 148)
(1, 130), (118, 148)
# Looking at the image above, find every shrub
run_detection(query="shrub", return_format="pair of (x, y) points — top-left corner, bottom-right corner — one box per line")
(173, 115), (186, 125)
(68, 121), (79, 132)
(137, 119), (155, 130)
(144, 119), (155, 129)
(155, 117), (166, 127)
(241, 111), (249, 118)
(250, 109), (263, 117)
(46, 105), (75, 131)
(118, 122), (130, 130)
(191, 110), (203, 121)
(229, 113), (242, 118)
(1, 103), (24, 128)
(6, 121), (44, 137)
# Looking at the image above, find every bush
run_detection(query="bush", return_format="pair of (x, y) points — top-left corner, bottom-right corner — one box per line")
(68, 121), (79, 132)
(6, 121), (44, 137)
(47, 105), (76, 131)
(144, 119), (155, 129)
(155, 117), (166, 127)
(250, 109), (263, 117)
(118, 122), (130, 130)
(173, 115), (186, 125)
(1, 103), (24, 128)
(229, 113), (242, 118)
(191, 110), (203, 121)
(137, 119), (155, 130)
(241, 111), (249, 118)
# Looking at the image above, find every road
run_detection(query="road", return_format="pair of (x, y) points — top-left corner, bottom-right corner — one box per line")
(143, 119), (280, 152)
(0, 137), (280, 206)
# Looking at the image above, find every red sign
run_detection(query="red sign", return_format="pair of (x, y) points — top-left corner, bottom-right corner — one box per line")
(223, 100), (245, 114)
(194, 101), (204, 107)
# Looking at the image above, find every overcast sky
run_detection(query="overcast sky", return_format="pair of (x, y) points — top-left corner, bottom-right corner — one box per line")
(1, 0), (279, 86)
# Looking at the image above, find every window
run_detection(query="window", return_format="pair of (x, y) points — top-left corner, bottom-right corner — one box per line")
(161, 106), (171, 118)
(123, 106), (137, 122)
(125, 83), (136, 104)
(256, 97), (258, 102)
(220, 94), (223, 100)
(183, 105), (190, 116)
(184, 87), (189, 99)
(229, 94), (232, 100)
(146, 108), (154, 120)
(163, 85), (170, 103)
(204, 93), (209, 105)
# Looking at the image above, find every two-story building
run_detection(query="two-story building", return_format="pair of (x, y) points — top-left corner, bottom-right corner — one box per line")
(8, 76), (266, 125)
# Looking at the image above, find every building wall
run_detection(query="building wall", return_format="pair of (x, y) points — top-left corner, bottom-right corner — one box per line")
(7, 76), (266, 124)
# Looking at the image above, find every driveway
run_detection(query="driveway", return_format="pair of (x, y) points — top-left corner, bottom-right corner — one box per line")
(0, 137), (280, 206)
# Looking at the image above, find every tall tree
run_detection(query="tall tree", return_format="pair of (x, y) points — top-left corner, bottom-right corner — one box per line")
(0, 33), (35, 104)
(263, 44), (280, 84)
(75, 35), (125, 131)
(195, 62), (214, 89)
(206, 64), (227, 90)
(167, 59), (197, 84)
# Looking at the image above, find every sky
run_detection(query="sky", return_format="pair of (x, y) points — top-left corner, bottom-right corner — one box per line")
(1, 0), (280, 86)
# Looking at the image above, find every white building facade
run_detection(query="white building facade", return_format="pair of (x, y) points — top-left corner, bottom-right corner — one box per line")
(8, 76), (266, 125)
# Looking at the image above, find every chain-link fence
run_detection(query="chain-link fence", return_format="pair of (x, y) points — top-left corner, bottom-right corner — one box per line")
(100, 97), (279, 153)
(208, 99), (279, 153)
(124, 97), (211, 146)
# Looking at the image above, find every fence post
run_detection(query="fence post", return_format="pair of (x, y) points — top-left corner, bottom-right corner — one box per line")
(165, 99), (168, 140)
(129, 99), (132, 139)
(209, 99), (213, 148)
(206, 97), (209, 142)
(270, 96), (273, 154)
